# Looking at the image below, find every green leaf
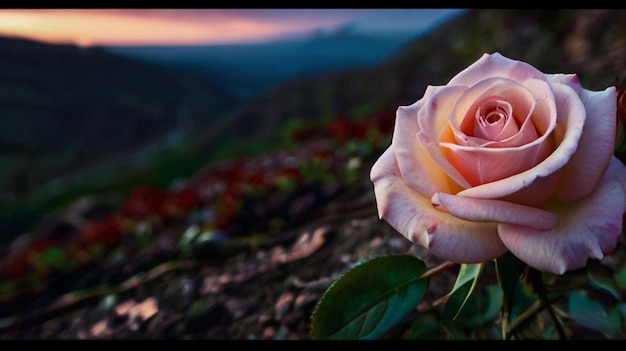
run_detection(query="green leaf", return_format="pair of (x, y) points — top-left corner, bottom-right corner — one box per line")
(443, 283), (503, 334)
(568, 290), (621, 337)
(310, 254), (428, 340)
(405, 312), (445, 339)
(617, 303), (626, 320)
(441, 263), (483, 324)
(464, 284), (502, 328)
(442, 265), (501, 333)
(588, 272), (622, 302)
(614, 264), (626, 290)
(495, 251), (529, 308)
(495, 252), (536, 332)
(450, 263), (483, 293)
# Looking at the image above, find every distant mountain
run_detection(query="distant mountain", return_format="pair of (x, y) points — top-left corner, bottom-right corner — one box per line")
(104, 27), (423, 101)
(0, 36), (239, 200)
(338, 8), (466, 37)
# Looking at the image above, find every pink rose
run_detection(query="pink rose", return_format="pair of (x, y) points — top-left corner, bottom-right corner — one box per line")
(370, 52), (626, 274)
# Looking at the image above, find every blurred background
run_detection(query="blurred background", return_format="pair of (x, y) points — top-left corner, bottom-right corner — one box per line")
(0, 8), (464, 245)
(0, 9), (625, 339)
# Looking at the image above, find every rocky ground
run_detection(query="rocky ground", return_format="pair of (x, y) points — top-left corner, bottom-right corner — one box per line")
(0, 171), (457, 340)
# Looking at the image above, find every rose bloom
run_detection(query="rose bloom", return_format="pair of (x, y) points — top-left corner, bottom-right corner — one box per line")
(371, 52), (626, 274)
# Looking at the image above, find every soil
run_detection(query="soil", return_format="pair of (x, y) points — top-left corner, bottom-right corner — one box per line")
(0, 156), (459, 340)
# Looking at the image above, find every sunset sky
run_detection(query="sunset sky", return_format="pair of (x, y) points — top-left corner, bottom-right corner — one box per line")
(0, 9), (465, 47)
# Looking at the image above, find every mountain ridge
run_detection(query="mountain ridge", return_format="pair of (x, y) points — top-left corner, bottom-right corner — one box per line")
(103, 27), (422, 101)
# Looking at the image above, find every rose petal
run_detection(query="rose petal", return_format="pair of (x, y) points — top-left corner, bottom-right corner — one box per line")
(415, 85), (474, 188)
(472, 99), (518, 141)
(439, 141), (554, 186)
(547, 73), (583, 94)
(371, 146), (507, 263)
(521, 78), (560, 136)
(448, 52), (547, 86)
(391, 89), (464, 197)
(458, 82), (584, 199)
(556, 86), (617, 201)
(497, 168), (562, 207)
(498, 157), (626, 275)
(431, 192), (558, 230)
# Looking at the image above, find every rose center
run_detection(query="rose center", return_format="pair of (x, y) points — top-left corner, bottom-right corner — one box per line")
(485, 106), (506, 123)
(473, 99), (515, 140)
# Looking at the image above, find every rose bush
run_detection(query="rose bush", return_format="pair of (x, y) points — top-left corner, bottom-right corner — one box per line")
(371, 52), (626, 274)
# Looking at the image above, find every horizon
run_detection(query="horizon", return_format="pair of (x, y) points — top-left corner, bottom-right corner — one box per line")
(0, 9), (466, 48)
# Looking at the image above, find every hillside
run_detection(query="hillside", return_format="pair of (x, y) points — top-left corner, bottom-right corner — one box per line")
(0, 36), (239, 202)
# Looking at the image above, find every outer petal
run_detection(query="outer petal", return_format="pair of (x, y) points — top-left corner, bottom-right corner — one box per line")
(556, 86), (617, 201)
(498, 157), (626, 274)
(447, 52), (547, 86)
(393, 89), (464, 197)
(497, 168), (563, 207)
(431, 192), (558, 230)
(415, 85), (474, 189)
(458, 83), (584, 199)
(547, 73), (583, 94)
(371, 146), (507, 263)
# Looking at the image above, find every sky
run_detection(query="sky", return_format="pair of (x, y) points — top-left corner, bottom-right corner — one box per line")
(0, 9), (466, 47)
